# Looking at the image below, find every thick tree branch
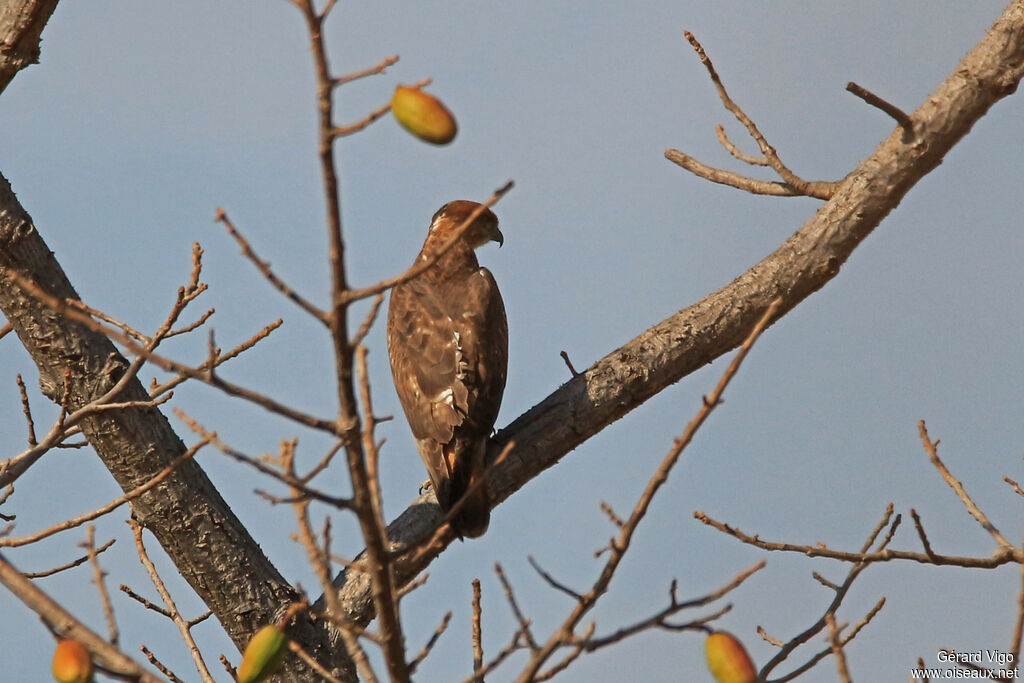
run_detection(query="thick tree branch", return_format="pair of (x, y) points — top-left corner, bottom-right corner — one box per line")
(0, 174), (343, 682)
(0, 11), (345, 676)
(0, 0), (59, 95)
(324, 0), (1024, 628)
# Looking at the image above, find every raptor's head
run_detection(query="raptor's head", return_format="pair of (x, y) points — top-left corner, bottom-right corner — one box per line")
(426, 200), (503, 251)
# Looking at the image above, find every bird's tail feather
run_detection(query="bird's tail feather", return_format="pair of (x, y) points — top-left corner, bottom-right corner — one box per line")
(441, 440), (490, 539)
(452, 479), (490, 538)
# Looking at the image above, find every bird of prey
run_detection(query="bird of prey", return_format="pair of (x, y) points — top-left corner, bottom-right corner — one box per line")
(386, 200), (508, 538)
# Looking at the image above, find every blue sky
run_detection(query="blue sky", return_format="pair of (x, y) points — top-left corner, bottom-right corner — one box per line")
(1, 2), (1021, 681)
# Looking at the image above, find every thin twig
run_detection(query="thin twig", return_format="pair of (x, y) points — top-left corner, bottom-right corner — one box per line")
(528, 555), (582, 601)
(919, 420), (1014, 550)
(846, 81), (913, 131)
(472, 579), (484, 680)
(129, 519), (216, 683)
(681, 31), (836, 199)
(515, 299), (782, 682)
(397, 573), (430, 600)
(664, 149), (807, 196)
(534, 622), (594, 682)
(408, 611), (452, 673)
(908, 508), (936, 558)
(915, 657), (930, 683)
(149, 318), (283, 398)
(16, 374), (36, 446)
(1004, 476), (1024, 498)
(759, 510), (892, 681)
(351, 294), (385, 348)
(1, 438), (208, 548)
(84, 526), (119, 645)
(120, 584), (172, 618)
(1, 342), (170, 489)
(1012, 543), (1024, 662)
(0, 552), (165, 682)
(330, 101), (395, 138)
(22, 538), (117, 579)
(215, 208), (328, 324)
(495, 563), (539, 651)
(599, 501), (624, 529)
(825, 613), (853, 683)
(284, 437), (380, 683)
(458, 628), (527, 683)
(582, 561), (764, 651)
(356, 344), (387, 534)
(559, 351), (579, 377)
(67, 298), (149, 342)
(7, 270), (335, 432)
(302, 440), (345, 484)
(715, 124), (769, 165)
(141, 645), (185, 683)
(333, 55), (399, 87)
(693, 508), (1021, 569)
(289, 639), (348, 683)
(758, 626), (784, 647)
(812, 572), (839, 591)
(175, 409), (352, 509)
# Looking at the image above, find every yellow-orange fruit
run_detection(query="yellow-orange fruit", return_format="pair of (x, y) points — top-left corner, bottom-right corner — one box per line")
(705, 631), (758, 683)
(391, 85), (458, 144)
(52, 639), (94, 683)
(237, 624), (288, 683)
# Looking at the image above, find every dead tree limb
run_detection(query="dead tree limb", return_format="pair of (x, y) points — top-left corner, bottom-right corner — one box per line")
(325, 0), (1024, 630)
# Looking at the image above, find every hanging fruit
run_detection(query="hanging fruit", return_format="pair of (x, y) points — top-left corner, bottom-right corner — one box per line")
(391, 85), (458, 145)
(52, 639), (94, 683)
(705, 631), (759, 683)
(237, 624), (289, 683)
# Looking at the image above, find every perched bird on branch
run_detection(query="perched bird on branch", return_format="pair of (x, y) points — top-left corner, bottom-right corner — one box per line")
(387, 200), (508, 538)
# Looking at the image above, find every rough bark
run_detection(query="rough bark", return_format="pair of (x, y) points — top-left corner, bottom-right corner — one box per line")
(0, 0), (59, 95)
(0, 3), (351, 680)
(0, 176), (345, 680)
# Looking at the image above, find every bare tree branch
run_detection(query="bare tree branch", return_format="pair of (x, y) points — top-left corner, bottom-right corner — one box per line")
(287, 0), (412, 677)
(128, 519), (217, 683)
(582, 563), (763, 651)
(472, 578), (484, 679)
(759, 508), (892, 682)
(0, 551), (166, 683)
(846, 81), (913, 131)
(324, 0), (1024, 631)
(669, 31), (840, 199)
(825, 613), (853, 683)
(918, 420), (1015, 550)
(214, 208), (328, 324)
(332, 54), (399, 87)
(693, 508), (1021, 569)
(84, 525), (119, 645)
(514, 298), (780, 681)
(0, 0), (60, 95)
(21, 538), (116, 579)
(0, 175), (340, 681)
